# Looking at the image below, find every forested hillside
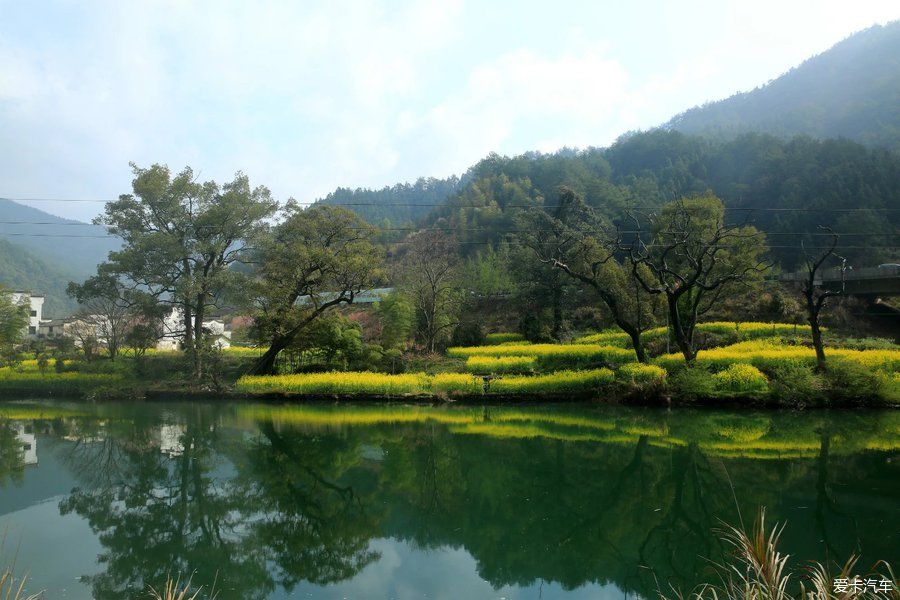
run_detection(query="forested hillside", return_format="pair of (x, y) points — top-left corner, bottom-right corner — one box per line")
(0, 199), (119, 277)
(424, 131), (900, 269)
(0, 238), (79, 316)
(317, 176), (464, 227)
(665, 21), (900, 150)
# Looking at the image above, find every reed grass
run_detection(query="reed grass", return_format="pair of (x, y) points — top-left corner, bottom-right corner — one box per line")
(657, 509), (896, 600)
(0, 566), (39, 600)
(148, 574), (215, 600)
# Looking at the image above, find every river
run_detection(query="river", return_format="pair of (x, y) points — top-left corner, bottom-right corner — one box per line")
(0, 401), (897, 599)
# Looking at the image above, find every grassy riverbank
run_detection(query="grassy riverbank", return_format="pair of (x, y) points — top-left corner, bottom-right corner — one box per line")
(1, 322), (898, 406)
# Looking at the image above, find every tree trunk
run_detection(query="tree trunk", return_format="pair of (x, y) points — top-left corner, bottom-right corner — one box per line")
(621, 323), (647, 364)
(248, 335), (290, 376)
(551, 284), (563, 341)
(667, 297), (696, 364)
(809, 314), (826, 372)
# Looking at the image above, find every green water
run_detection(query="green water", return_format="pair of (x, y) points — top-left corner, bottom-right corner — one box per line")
(0, 401), (897, 599)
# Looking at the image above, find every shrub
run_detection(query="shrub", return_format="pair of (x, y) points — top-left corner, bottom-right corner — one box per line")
(713, 364), (768, 395)
(823, 358), (882, 402)
(484, 332), (526, 345)
(575, 322), (813, 348)
(669, 368), (717, 401)
(235, 371), (430, 395)
(431, 373), (482, 394)
(617, 363), (666, 386)
(448, 344), (634, 370)
(764, 360), (823, 405)
(465, 355), (536, 374)
(490, 369), (614, 394)
(0, 372), (123, 394)
(451, 321), (485, 347)
(654, 341), (900, 375)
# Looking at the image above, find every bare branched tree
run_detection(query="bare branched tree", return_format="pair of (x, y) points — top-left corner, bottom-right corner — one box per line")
(799, 226), (846, 371)
(520, 188), (662, 363)
(399, 230), (461, 353)
(626, 196), (770, 364)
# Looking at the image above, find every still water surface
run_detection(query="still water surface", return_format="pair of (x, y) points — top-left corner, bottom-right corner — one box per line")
(0, 401), (898, 599)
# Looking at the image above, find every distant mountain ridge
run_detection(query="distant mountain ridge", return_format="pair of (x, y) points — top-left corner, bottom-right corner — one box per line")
(0, 199), (120, 317)
(315, 23), (900, 227)
(0, 199), (119, 277)
(665, 21), (900, 150)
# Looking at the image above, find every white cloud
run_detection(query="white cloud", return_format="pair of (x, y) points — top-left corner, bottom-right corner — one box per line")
(0, 0), (896, 221)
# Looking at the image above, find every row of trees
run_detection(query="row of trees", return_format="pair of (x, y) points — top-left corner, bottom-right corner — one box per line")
(65, 162), (851, 378)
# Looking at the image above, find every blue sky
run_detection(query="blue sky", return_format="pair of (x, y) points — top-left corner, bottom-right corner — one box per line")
(0, 0), (897, 221)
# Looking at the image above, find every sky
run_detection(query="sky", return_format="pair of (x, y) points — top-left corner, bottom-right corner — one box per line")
(0, 0), (898, 222)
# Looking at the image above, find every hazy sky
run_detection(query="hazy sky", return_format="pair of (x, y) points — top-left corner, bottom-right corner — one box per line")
(1, 0), (898, 222)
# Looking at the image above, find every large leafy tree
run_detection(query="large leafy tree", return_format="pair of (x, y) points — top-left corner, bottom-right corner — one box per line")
(246, 204), (382, 375)
(96, 163), (277, 376)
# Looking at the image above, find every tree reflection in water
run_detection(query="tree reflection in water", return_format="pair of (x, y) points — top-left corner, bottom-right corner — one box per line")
(0, 403), (895, 599)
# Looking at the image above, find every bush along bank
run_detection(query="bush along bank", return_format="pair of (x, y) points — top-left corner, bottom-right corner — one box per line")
(234, 358), (898, 407)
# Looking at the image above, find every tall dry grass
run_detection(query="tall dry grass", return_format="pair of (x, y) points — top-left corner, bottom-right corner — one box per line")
(148, 574), (216, 600)
(657, 509), (897, 600)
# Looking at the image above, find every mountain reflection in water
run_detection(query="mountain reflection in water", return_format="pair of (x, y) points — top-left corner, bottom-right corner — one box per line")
(0, 402), (897, 600)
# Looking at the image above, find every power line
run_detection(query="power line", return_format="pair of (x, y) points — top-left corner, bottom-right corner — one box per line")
(0, 220), (896, 238)
(3, 196), (900, 213)
(0, 231), (899, 250)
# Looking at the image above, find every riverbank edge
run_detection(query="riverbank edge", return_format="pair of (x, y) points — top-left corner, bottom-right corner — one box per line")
(0, 386), (895, 409)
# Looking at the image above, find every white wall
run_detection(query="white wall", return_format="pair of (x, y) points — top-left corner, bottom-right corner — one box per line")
(9, 292), (44, 336)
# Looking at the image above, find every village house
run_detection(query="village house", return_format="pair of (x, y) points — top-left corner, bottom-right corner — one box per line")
(9, 291), (44, 336)
(156, 307), (232, 351)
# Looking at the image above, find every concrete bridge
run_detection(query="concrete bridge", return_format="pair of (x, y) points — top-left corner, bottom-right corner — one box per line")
(778, 264), (900, 297)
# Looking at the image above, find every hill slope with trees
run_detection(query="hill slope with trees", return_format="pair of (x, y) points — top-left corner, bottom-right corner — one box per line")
(665, 21), (900, 150)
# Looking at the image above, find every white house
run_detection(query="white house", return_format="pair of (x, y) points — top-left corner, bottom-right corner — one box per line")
(38, 314), (113, 348)
(156, 307), (232, 351)
(9, 291), (44, 337)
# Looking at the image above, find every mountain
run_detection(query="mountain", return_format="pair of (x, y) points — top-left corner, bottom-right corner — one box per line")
(0, 238), (80, 316)
(0, 199), (119, 278)
(665, 22), (900, 150)
(0, 200), (120, 317)
(421, 131), (900, 269)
